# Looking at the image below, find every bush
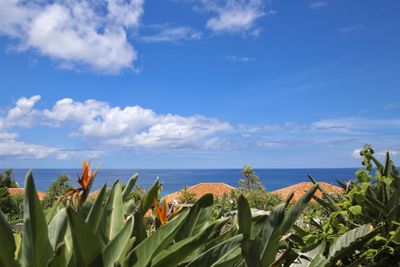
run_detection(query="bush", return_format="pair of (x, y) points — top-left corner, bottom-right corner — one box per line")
(0, 169), (18, 188)
(43, 174), (73, 208)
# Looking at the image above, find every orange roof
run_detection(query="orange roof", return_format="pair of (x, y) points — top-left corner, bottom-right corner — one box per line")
(165, 183), (235, 203)
(271, 182), (342, 204)
(8, 188), (47, 201)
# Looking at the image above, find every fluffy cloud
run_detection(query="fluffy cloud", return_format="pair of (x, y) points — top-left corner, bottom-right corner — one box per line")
(0, 140), (59, 159)
(3, 96), (231, 150)
(0, 0), (142, 73)
(202, 0), (265, 34)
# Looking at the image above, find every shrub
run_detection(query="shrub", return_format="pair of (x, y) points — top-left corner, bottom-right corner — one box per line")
(43, 174), (73, 208)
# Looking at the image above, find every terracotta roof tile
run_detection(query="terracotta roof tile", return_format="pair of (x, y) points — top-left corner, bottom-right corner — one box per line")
(8, 188), (47, 201)
(271, 182), (342, 204)
(165, 183), (235, 203)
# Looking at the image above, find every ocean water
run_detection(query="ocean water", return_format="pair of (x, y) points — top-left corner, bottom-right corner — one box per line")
(6, 168), (359, 195)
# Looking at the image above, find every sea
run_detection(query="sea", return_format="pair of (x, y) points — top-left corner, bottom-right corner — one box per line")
(5, 168), (359, 195)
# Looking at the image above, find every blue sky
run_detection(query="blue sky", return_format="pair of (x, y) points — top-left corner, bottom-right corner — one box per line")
(0, 0), (399, 168)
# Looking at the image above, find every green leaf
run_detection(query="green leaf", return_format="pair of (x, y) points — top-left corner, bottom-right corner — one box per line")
(86, 183), (107, 233)
(21, 170), (53, 267)
(152, 223), (214, 267)
(187, 234), (243, 267)
(237, 194), (251, 240)
(48, 208), (68, 250)
(328, 224), (374, 261)
(122, 174), (138, 202)
(98, 181), (125, 245)
(175, 193), (214, 241)
(291, 241), (328, 267)
(102, 220), (134, 267)
(281, 184), (318, 234)
(47, 244), (66, 267)
(134, 179), (159, 244)
(349, 205), (362, 216)
(66, 208), (103, 267)
(132, 209), (189, 267)
(0, 209), (18, 267)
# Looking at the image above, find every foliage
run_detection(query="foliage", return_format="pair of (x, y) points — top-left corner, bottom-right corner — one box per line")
(178, 185), (197, 204)
(0, 165), (320, 267)
(0, 169), (18, 188)
(0, 169), (22, 226)
(238, 165), (264, 191)
(43, 174), (73, 208)
(292, 144), (400, 266)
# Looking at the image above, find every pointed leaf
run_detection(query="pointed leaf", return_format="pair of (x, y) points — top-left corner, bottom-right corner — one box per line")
(132, 209), (189, 267)
(102, 220), (134, 267)
(86, 183), (106, 232)
(0, 210), (18, 267)
(187, 234), (243, 267)
(48, 208), (68, 250)
(122, 174), (138, 201)
(66, 208), (103, 267)
(21, 170), (53, 267)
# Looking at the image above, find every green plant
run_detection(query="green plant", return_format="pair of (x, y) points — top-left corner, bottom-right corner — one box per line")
(0, 165), (322, 267)
(292, 144), (400, 266)
(178, 185), (197, 204)
(0, 169), (18, 188)
(43, 174), (73, 208)
(238, 165), (264, 191)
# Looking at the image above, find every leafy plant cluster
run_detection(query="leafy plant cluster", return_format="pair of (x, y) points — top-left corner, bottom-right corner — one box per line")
(0, 169), (23, 226)
(292, 144), (400, 266)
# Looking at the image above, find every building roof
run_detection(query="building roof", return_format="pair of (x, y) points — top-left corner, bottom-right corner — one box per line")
(271, 182), (342, 204)
(8, 188), (47, 201)
(165, 182), (235, 203)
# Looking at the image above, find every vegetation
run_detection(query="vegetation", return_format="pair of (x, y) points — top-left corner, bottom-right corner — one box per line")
(0, 144), (399, 266)
(43, 174), (73, 208)
(0, 169), (23, 226)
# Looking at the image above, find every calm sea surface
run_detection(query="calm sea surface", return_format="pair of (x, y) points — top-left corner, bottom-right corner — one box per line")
(5, 168), (359, 195)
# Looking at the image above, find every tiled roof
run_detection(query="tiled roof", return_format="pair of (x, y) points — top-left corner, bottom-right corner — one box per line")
(165, 182), (235, 203)
(8, 188), (47, 201)
(271, 182), (342, 204)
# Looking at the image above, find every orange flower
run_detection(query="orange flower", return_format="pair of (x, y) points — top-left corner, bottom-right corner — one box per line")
(154, 197), (167, 224)
(64, 160), (98, 206)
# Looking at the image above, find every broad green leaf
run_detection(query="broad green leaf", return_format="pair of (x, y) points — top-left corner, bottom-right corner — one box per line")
(328, 224), (374, 261)
(48, 208), (68, 250)
(21, 170), (53, 267)
(187, 234), (243, 267)
(247, 203), (286, 267)
(48, 244), (66, 267)
(349, 205), (362, 216)
(281, 184), (318, 234)
(132, 209), (189, 267)
(0, 210), (18, 267)
(122, 174), (138, 201)
(102, 220), (134, 267)
(238, 194), (251, 240)
(291, 241), (328, 267)
(212, 246), (242, 267)
(134, 179), (159, 244)
(152, 223), (214, 267)
(174, 193), (213, 241)
(66, 208), (103, 267)
(98, 181), (125, 245)
(86, 183), (107, 232)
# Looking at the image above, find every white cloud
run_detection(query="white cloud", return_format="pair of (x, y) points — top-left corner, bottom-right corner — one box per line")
(352, 148), (362, 158)
(0, 0), (142, 73)
(141, 25), (202, 43)
(225, 55), (254, 62)
(202, 0), (265, 34)
(312, 117), (400, 131)
(0, 139), (59, 159)
(310, 1), (328, 9)
(7, 96), (231, 150)
(338, 24), (363, 34)
(6, 95), (41, 127)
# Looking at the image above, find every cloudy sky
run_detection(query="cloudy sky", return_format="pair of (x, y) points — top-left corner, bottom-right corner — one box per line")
(0, 0), (399, 168)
